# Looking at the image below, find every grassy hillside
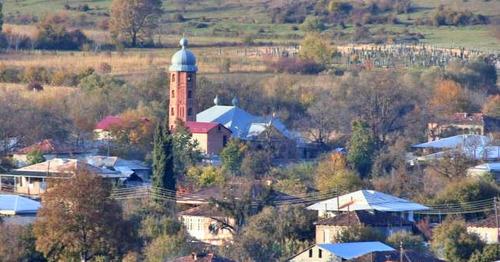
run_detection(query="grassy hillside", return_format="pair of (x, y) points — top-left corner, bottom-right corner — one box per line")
(3, 0), (499, 49)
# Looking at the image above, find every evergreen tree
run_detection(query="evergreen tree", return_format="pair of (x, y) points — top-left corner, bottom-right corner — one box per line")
(0, 2), (3, 33)
(152, 121), (175, 198)
(347, 118), (376, 177)
(171, 120), (201, 178)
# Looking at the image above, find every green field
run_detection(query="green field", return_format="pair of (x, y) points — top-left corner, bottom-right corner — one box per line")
(3, 0), (500, 49)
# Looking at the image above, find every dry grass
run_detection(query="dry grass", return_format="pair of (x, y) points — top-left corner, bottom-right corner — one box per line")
(0, 46), (268, 76)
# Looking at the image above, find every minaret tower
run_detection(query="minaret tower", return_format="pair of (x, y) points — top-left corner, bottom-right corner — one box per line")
(169, 38), (198, 130)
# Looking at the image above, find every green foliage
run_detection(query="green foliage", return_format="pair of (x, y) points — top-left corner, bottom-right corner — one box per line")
(220, 139), (246, 175)
(347, 118), (377, 176)
(334, 225), (386, 243)
(210, 184), (273, 235)
(433, 179), (500, 207)
(144, 232), (195, 262)
(152, 121), (175, 201)
(431, 217), (485, 262)
(223, 205), (315, 262)
(241, 150), (271, 179)
(0, 2), (3, 33)
(300, 16), (325, 32)
(0, 224), (46, 262)
(36, 13), (91, 50)
(469, 244), (500, 262)
(171, 121), (202, 178)
(316, 153), (362, 192)
(140, 215), (183, 243)
(26, 149), (46, 165)
(186, 166), (225, 188)
(298, 33), (335, 66)
(386, 231), (426, 252)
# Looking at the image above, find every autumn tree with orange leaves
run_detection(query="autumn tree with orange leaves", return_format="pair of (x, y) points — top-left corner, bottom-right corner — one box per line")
(429, 80), (472, 117)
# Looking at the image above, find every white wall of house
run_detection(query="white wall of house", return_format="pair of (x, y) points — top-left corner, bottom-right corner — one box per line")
(182, 215), (234, 246)
(468, 227), (499, 244)
(288, 246), (339, 262)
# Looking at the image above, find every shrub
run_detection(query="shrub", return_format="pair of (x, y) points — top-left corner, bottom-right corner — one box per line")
(23, 66), (52, 84)
(300, 16), (325, 32)
(98, 63), (113, 74)
(0, 65), (22, 83)
(35, 14), (92, 50)
(266, 57), (325, 74)
(172, 13), (185, 22)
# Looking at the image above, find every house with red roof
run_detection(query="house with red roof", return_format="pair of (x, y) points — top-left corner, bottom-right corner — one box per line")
(185, 121), (231, 156)
(93, 116), (150, 141)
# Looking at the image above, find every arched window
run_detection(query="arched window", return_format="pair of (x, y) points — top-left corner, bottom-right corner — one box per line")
(172, 74), (176, 82)
(171, 107), (174, 116)
(171, 90), (175, 98)
(188, 108), (193, 116)
(188, 90), (192, 99)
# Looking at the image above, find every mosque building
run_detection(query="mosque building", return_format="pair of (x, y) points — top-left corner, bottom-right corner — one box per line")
(168, 38), (312, 159)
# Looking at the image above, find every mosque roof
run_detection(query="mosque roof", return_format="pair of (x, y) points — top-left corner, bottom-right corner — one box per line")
(196, 105), (301, 141)
(170, 38), (198, 72)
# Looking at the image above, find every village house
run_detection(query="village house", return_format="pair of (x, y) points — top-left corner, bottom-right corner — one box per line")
(93, 116), (150, 141)
(0, 158), (131, 196)
(427, 113), (500, 141)
(467, 216), (499, 244)
(287, 242), (395, 262)
(185, 121), (232, 156)
(179, 205), (235, 246)
(176, 181), (300, 246)
(411, 134), (500, 162)
(12, 139), (93, 167)
(86, 155), (151, 182)
(467, 162), (500, 183)
(307, 190), (429, 222)
(315, 210), (414, 244)
(0, 194), (40, 225)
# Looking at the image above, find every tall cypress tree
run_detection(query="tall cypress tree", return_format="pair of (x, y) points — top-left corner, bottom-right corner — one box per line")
(0, 2), (3, 33)
(152, 121), (175, 202)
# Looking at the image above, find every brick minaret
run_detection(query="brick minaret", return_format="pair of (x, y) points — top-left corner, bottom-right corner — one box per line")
(169, 38), (198, 130)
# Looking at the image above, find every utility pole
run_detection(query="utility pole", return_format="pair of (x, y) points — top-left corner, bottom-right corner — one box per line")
(400, 241), (403, 262)
(495, 197), (499, 248)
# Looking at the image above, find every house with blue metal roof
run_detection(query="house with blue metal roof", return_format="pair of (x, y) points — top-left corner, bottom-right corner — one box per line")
(287, 241), (395, 262)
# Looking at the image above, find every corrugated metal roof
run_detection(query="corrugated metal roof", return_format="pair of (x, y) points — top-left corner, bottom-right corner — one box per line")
(412, 134), (491, 149)
(0, 194), (41, 215)
(196, 105), (301, 141)
(318, 242), (395, 259)
(307, 190), (429, 212)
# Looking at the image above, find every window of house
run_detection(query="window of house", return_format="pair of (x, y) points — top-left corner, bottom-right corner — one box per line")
(223, 135), (228, 147)
(172, 90), (175, 98)
(308, 249), (313, 258)
(171, 107), (174, 116)
(319, 249), (322, 258)
(324, 229), (331, 243)
(187, 74), (193, 82)
(188, 90), (192, 99)
(188, 108), (193, 116)
(172, 74), (176, 82)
